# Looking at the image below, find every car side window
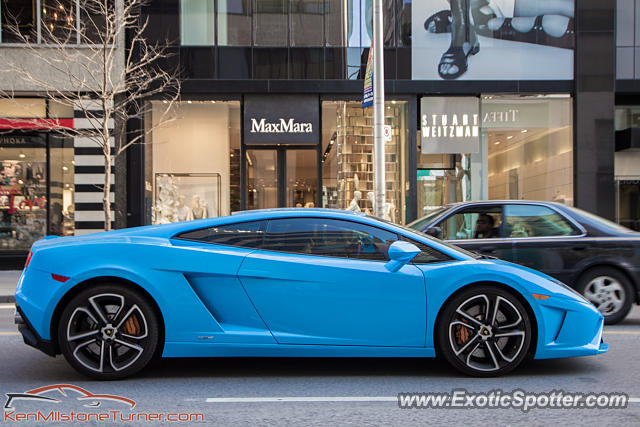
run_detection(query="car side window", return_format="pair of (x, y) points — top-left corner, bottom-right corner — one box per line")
(174, 220), (266, 248)
(504, 205), (581, 237)
(399, 236), (454, 264)
(263, 218), (398, 261)
(437, 206), (504, 240)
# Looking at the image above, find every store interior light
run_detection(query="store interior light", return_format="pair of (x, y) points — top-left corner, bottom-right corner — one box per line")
(18, 180), (24, 184)
(19, 153), (26, 158)
(187, 100), (192, 104)
(507, 136), (513, 140)
(62, 166), (68, 171)
(211, 101), (216, 104)
(494, 141), (500, 145)
(521, 129), (528, 133)
(163, 100), (168, 104)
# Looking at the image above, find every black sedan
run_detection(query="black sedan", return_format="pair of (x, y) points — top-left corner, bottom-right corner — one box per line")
(407, 200), (640, 324)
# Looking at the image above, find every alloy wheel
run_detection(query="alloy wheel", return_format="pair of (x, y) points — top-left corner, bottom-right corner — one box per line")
(448, 293), (528, 373)
(583, 276), (625, 316)
(64, 292), (151, 374)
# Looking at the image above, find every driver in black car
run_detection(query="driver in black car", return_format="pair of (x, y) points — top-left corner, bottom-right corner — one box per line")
(474, 213), (497, 239)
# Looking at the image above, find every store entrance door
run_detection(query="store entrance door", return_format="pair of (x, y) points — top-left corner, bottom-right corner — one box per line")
(245, 147), (318, 210)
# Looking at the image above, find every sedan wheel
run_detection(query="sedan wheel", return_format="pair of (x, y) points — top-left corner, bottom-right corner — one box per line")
(438, 286), (532, 377)
(576, 267), (633, 325)
(58, 284), (159, 380)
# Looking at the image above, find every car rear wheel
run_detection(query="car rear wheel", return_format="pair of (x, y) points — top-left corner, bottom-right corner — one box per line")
(58, 284), (159, 380)
(576, 267), (633, 325)
(437, 286), (532, 377)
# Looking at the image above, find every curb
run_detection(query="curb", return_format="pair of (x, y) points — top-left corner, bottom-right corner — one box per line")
(0, 296), (15, 303)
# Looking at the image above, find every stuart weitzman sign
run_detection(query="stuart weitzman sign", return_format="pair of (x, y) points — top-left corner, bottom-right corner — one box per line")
(244, 95), (319, 144)
(420, 97), (480, 154)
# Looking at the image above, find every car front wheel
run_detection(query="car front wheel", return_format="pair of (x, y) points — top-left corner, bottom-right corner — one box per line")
(57, 284), (160, 380)
(437, 286), (532, 377)
(576, 267), (633, 325)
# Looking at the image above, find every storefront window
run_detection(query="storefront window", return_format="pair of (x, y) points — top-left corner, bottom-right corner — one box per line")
(321, 100), (408, 224)
(482, 95), (573, 205)
(0, 134), (47, 251)
(48, 135), (75, 236)
(144, 100), (241, 224)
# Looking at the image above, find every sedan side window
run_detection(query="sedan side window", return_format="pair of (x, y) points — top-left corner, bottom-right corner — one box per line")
(174, 220), (266, 248)
(504, 205), (581, 237)
(438, 206), (503, 240)
(264, 218), (398, 261)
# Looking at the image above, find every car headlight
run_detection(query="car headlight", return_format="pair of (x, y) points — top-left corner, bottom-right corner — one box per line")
(551, 278), (590, 304)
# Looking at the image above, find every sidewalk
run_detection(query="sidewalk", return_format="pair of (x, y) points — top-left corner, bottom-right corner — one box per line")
(0, 271), (21, 303)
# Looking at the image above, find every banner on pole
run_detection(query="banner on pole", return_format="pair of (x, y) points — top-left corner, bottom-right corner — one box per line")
(362, 40), (374, 109)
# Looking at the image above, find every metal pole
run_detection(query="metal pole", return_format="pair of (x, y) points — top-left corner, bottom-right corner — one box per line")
(372, 0), (385, 218)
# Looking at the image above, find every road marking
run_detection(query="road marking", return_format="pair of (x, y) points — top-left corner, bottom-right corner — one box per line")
(205, 396), (640, 404)
(604, 331), (640, 335)
(206, 397), (397, 403)
(0, 332), (19, 336)
(0, 304), (16, 309)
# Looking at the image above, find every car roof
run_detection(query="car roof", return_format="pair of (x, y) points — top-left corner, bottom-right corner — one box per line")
(443, 200), (568, 208)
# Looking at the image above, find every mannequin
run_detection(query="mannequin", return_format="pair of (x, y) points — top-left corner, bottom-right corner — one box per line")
(191, 195), (207, 220)
(176, 195), (193, 222)
(365, 191), (396, 222)
(346, 190), (362, 212)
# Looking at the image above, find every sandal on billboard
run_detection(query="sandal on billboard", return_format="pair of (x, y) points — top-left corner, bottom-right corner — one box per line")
(438, 0), (479, 80)
(424, 10), (452, 33)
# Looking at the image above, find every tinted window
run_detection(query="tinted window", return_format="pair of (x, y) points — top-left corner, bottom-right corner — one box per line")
(175, 220), (265, 248)
(399, 236), (454, 264)
(263, 218), (397, 261)
(504, 205), (580, 237)
(438, 206), (503, 240)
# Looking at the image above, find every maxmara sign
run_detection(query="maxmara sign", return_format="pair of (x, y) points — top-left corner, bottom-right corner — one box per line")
(244, 95), (319, 144)
(249, 118), (313, 134)
(420, 97), (480, 154)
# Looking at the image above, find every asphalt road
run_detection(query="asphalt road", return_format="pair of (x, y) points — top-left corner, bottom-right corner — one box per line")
(1, 304), (639, 426)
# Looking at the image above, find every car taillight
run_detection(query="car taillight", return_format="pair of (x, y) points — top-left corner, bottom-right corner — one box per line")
(24, 251), (33, 269)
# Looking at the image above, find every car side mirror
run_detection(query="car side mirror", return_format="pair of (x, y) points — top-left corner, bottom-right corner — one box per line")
(426, 226), (441, 238)
(385, 241), (421, 272)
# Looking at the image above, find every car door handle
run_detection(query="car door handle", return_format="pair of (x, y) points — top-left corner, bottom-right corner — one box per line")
(478, 246), (497, 253)
(572, 245), (587, 251)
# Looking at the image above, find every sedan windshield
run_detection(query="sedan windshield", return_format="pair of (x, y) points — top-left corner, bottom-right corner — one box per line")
(406, 207), (448, 231)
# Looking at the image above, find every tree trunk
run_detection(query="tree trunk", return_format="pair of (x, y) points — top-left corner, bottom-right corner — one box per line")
(104, 142), (112, 231)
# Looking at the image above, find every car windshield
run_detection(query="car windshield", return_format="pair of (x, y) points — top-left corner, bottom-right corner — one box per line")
(566, 206), (637, 234)
(406, 207), (448, 231)
(374, 216), (480, 259)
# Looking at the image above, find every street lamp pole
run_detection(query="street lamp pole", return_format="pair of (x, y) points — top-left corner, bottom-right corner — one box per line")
(372, 0), (385, 218)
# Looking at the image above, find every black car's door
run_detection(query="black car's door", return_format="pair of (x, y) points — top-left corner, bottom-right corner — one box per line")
(434, 204), (516, 261)
(503, 203), (585, 284)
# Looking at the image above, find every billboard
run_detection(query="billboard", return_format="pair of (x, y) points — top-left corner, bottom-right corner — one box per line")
(412, 0), (574, 80)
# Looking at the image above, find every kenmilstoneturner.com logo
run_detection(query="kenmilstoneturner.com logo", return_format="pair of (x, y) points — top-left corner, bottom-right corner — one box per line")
(4, 384), (204, 423)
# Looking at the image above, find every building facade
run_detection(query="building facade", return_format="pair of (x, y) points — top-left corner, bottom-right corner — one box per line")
(0, 0), (123, 267)
(126, 0), (614, 231)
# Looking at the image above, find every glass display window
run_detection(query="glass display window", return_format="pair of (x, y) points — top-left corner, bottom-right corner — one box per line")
(482, 95), (573, 205)
(144, 100), (241, 224)
(321, 100), (408, 224)
(0, 134), (47, 251)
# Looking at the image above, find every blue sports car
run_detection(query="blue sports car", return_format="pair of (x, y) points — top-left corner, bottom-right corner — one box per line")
(14, 208), (608, 379)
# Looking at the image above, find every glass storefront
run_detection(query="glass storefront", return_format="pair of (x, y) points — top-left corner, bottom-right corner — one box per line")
(321, 100), (409, 223)
(482, 95), (574, 205)
(0, 98), (75, 254)
(614, 106), (640, 230)
(144, 100), (241, 224)
(416, 95), (574, 217)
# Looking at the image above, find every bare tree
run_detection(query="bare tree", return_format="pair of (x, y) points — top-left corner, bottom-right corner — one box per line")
(0, 0), (180, 231)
